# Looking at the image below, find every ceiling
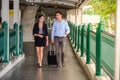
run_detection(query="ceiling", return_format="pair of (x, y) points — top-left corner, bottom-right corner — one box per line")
(20, 0), (86, 9)
(0, 0), (89, 18)
(20, 0), (89, 18)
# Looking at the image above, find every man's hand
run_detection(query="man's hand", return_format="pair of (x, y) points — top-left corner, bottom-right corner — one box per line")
(51, 40), (55, 44)
(65, 32), (69, 36)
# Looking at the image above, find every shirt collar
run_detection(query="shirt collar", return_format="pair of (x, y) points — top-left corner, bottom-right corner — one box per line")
(57, 19), (63, 22)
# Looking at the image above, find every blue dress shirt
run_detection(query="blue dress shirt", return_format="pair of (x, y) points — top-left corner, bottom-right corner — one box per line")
(51, 20), (70, 40)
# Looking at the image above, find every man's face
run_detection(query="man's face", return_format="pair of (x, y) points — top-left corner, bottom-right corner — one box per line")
(56, 13), (62, 20)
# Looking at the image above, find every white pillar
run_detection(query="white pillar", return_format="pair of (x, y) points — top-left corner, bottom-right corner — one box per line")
(75, 9), (77, 25)
(67, 9), (81, 25)
(22, 6), (39, 42)
(1, 0), (9, 61)
(69, 9), (76, 24)
(1, 0), (9, 24)
(14, 0), (19, 25)
(14, 0), (20, 54)
(114, 0), (120, 80)
(77, 8), (82, 25)
(9, 9), (14, 29)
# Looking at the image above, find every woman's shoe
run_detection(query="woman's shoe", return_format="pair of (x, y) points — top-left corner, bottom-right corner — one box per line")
(38, 64), (42, 68)
(62, 63), (65, 67)
(38, 65), (42, 68)
(39, 65), (42, 68)
(37, 63), (39, 65)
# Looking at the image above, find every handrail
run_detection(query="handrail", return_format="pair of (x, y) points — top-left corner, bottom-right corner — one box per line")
(0, 21), (23, 63)
(68, 21), (114, 79)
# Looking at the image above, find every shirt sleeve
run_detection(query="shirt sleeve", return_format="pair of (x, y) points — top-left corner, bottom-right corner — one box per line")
(51, 22), (55, 40)
(65, 22), (70, 34)
(45, 24), (48, 36)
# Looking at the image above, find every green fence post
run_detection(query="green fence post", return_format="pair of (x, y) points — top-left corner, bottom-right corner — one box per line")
(69, 23), (72, 39)
(71, 23), (73, 41)
(70, 23), (72, 39)
(77, 25), (80, 52)
(74, 26), (77, 48)
(81, 25), (85, 57)
(19, 25), (23, 54)
(72, 25), (75, 44)
(2, 21), (9, 62)
(14, 23), (19, 56)
(86, 23), (91, 64)
(74, 26), (76, 45)
(96, 22), (102, 76)
(71, 23), (73, 39)
(68, 22), (70, 38)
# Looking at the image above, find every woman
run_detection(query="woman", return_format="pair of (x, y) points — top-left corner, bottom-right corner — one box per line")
(33, 15), (48, 68)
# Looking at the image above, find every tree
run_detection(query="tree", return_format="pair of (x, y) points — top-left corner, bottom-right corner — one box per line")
(88, 0), (116, 32)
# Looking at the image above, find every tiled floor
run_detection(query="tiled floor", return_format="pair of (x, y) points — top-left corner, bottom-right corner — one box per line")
(1, 38), (88, 80)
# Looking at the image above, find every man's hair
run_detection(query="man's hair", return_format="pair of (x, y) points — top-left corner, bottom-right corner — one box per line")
(56, 11), (63, 15)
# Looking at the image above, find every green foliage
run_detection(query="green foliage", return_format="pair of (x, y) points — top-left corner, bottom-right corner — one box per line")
(89, 0), (116, 18)
(87, 0), (116, 32)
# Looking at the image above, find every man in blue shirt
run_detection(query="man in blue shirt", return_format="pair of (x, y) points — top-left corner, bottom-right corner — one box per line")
(51, 11), (70, 67)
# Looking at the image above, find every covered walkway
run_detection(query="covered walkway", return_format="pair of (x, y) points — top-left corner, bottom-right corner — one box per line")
(0, 0), (120, 80)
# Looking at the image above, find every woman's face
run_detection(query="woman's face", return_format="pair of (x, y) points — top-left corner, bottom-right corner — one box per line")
(39, 16), (44, 22)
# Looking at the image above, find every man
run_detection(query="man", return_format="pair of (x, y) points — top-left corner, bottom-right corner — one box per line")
(51, 11), (70, 67)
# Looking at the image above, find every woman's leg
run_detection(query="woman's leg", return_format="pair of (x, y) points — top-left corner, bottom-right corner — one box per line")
(36, 47), (40, 64)
(39, 47), (44, 66)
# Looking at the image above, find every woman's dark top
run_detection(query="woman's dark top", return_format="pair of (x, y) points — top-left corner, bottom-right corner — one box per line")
(33, 23), (48, 47)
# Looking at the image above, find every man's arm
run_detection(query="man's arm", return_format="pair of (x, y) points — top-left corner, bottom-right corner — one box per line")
(51, 22), (55, 43)
(65, 22), (70, 36)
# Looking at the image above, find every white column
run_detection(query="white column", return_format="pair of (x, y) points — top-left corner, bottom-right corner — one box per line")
(14, 0), (20, 54)
(1, 0), (9, 24)
(9, 9), (14, 29)
(14, 0), (19, 25)
(75, 9), (77, 25)
(73, 8), (82, 26)
(77, 8), (82, 25)
(22, 6), (39, 42)
(1, 0), (9, 61)
(114, 0), (120, 80)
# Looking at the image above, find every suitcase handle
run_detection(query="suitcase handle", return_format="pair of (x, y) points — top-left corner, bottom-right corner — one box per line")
(50, 44), (55, 54)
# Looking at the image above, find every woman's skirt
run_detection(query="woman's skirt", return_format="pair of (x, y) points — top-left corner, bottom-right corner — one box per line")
(34, 36), (46, 47)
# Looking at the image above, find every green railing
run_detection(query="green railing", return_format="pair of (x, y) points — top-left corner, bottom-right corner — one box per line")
(0, 29), (4, 57)
(19, 25), (23, 54)
(0, 21), (23, 62)
(9, 29), (16, 54)
(68, 21), (114, 79)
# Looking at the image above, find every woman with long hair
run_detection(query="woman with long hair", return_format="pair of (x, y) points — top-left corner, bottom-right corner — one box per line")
(33, 15), (48, 68)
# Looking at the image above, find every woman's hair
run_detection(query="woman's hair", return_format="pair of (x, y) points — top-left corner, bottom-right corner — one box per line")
(38, 15), (44, 19)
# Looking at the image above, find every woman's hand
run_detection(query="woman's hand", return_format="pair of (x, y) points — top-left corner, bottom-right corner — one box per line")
(46, 41), (49, 46)
(38, 34), (44, 38)
(34, 34), (43, 38)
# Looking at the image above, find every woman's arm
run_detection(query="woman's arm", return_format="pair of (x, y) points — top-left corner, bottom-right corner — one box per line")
(45, 24), (49, 46)
(46, 36), (48, 42)
(33, 23), (43, 38)
(33, 23), (37, 36)
(46, 36), (49, 46)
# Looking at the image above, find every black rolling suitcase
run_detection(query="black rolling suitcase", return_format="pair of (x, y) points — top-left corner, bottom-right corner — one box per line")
(47, 44), (57, 65)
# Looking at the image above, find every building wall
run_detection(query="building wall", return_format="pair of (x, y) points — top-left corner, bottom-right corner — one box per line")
(67, 8), (82, 26)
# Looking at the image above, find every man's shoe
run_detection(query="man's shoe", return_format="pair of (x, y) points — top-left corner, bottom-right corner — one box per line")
(62, 63), (65, 67)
